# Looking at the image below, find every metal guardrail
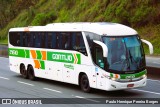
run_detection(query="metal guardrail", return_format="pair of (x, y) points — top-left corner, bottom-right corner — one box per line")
(0, 44), (8, 57)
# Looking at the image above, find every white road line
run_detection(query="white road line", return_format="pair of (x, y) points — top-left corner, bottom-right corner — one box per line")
(132, 89), (160, 95)
(75, 95), (85, 98)
(17, 81), (34, 86)
(75, 96), (100, 103)
(147, 79), (160, 82)
(43, 88), (62, 93)
(0, 76), (10, 80)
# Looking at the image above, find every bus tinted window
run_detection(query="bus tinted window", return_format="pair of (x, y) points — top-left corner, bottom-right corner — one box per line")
(60, 32), (71, 50)
(9, 32), (20, 46)
(72, 32), (87, 56)
(9, 31), (87, 55)
(35, 33), (41, 48)
(47, 32), (57, 49)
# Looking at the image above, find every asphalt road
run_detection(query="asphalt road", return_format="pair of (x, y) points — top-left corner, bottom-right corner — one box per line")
(0, 57), (160, 107)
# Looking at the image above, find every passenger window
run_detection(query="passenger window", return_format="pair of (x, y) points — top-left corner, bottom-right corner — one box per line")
(35, 33), (41, 48)
(72, 32), (87, 56)
(9, 32), (20, 46)
(41, 33), (46, 48)
(47, 32), (57, 49)
(58, 32), (71, 50)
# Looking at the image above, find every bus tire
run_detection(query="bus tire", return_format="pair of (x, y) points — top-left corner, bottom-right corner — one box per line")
(28, 66), (36, 81)
(80, 74), (91, 93)
(20, 64), (28, 79)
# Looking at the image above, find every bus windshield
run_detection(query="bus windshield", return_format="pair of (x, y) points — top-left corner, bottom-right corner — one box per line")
(102, 35), (145, 74)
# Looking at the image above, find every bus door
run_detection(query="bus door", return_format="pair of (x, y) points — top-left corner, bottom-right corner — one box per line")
(95, 46), (106, 89)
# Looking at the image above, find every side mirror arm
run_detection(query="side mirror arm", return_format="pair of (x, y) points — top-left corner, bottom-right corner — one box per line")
(141, 39), (153, 54)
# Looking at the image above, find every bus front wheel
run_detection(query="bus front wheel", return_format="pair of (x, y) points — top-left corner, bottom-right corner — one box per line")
(20, 64), (28, 79)
(28, 66), (36, 81)
(80, 74), (91, 93)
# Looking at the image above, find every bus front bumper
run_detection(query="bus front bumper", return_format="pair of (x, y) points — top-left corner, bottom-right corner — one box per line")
(106, 76), (147, 91)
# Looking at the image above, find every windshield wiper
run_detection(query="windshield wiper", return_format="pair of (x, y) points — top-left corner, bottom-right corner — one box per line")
(121, 38), (130, 71)
(128, 50), (138, 69)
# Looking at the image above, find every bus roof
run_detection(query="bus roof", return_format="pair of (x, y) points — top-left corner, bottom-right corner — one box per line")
(9, 22), (137, 36)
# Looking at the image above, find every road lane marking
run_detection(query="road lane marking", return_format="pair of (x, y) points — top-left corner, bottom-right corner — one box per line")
(43, 88), (62, 93)
(132, 89), (160, 95)
(75, 95), (85, 98)
(0, 76), (10, 80)
(17, 81), (34, 86)
(147, 79), (160, 82)
(75, 95), (100, 103)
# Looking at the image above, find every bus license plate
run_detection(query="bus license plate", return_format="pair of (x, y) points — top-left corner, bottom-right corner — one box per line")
(127, 84), (134, 88)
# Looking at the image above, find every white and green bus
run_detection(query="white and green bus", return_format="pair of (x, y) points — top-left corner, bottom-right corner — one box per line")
(8, 22), (153, 92)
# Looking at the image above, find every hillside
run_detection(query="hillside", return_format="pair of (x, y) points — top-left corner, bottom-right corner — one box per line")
(0, 0), (160, 55)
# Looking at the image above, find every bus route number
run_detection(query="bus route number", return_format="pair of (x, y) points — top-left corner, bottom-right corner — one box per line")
(10, 50), (18, 55)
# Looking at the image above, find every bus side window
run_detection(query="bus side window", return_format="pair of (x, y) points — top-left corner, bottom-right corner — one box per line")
(20, 32), (23, 47)
(9, 32), (20, 46)
(47, 32), (57, 49)
(41, 33), (45, 48)
(72, 32), (87, 56)
(58, 32), (71, 50)
(52, 32), (57, 49)
(29, 33), (34, 47)
(22, 32), (28, 47)
(35, 33), (41, 48)
(58, 33), (62, 49)
(63, 33), (71, 50)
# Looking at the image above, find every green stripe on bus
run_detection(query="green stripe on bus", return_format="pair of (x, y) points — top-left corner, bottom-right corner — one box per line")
(9, 48), (26, 58)
(25, 50), (30, 58)
(76, 54), (81, 64)
(47, 51), (81, 64)
(40, 60), (45, 69)
(120, 69), (147, 79)
(9, 48), (82, 65)
(36, 50), (42, 59)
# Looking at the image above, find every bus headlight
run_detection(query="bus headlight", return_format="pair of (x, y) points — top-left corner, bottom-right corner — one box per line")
(142, 74), (147, 78)
(111, 77), (117, 81)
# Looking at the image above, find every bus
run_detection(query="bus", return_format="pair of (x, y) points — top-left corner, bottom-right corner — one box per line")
(8, 22), (153, 92)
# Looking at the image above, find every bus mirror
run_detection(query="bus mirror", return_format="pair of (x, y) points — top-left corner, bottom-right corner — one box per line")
(141, 39), (153, 54)
(93, 40), (108, 57)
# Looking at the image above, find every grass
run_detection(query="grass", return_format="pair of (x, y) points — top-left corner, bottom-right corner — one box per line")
(0, 39), (8, 45)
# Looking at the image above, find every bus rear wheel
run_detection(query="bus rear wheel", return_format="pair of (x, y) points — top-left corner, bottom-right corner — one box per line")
(80, 74), (91, 93)
(28, 66), (36, 81)
(20, 64), (28, 79)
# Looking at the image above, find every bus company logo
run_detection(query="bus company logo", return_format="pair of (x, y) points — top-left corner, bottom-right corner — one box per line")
(126, 75), (135, 79)
(52, 54), (73, 62)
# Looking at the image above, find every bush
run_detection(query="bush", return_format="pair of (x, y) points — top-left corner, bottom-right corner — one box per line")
(31, 11), (57, 26)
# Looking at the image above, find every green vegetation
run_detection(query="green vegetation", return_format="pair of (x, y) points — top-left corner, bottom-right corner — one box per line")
(0, 0), (160, 55)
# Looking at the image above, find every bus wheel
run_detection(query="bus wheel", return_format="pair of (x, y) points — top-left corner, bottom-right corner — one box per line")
(28, 66), (36, 81)
(20, 64), (28, 79)
(80, 74), (91, 93)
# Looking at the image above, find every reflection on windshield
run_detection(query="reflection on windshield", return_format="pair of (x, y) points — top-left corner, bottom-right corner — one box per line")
(103, 35), (145, 72)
